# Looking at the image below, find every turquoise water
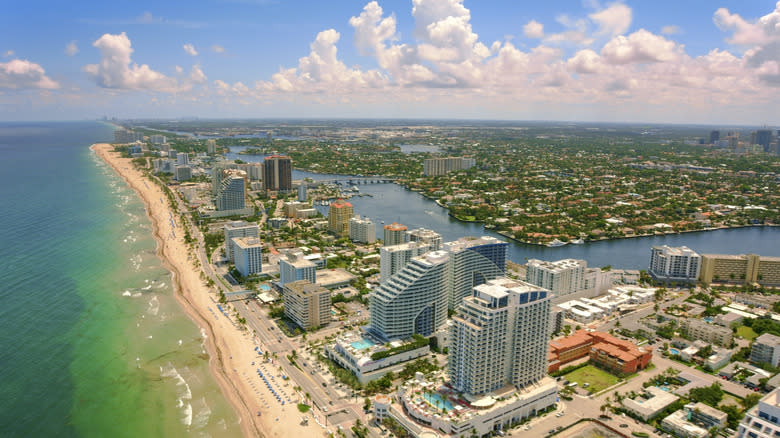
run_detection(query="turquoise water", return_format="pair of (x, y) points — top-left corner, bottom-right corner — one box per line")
(0, 122), (240, 437)
(350, 339), (376, 350)
(259, 284), (271, 291)
(669, 348), (680, 355)
(423, 392), (454, 411)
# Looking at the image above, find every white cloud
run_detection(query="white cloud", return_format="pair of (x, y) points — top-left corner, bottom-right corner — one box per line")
(83, 32), (183, 93)
(65, 41), (79, 56)
(589, 3), (632, 36)
(601, 29), (681, 64)
(567, 49), (602, 74)
(3, 50), (15, 58)
(714, 3), (780, 84)
(183, 43), (198, 56)
(661, 25), (680, 35)
(212, 45), (225, 53)
(523, 20), (544, 39)
(0, 59), (59, 89)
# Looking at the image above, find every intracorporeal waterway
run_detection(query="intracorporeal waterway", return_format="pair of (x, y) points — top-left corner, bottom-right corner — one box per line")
(227, 146), (780, 269)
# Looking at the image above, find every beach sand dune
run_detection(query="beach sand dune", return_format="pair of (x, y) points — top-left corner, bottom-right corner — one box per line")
(93, 144), (314, 438)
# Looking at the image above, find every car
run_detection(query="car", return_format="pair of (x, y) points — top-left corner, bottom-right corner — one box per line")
(620, 424), (629, 428)
(548, 430), (555, 434)
(322, 382), (327, 387)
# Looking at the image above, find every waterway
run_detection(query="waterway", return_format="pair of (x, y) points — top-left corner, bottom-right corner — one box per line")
(226, 147), (780, 270)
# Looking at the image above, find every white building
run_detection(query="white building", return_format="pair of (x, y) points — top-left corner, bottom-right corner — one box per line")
(443, 236), (508, 309)
(232, 237), (262, 277)
(622, 386), (680, 421)
(223, 221), (259, 262)
(176, 152), (189, 166)
(449, 278), (551, 394)
(216, 174), (246, 211)
(349, 216), (376, 244)
(206, 139), (217, 154)
(282, 280), (330, 330)
(423, 156), (476, 176)
(150, 134), (167, 145)
(649, 245), (701, 283)
(739, 387), (780, 438)
(279, 252), (317, 286)
(379, 241), (431, 284)
(369, 251), (450, 341)
(525, 258), (587, 297)
(406, 228), (442, 251)
(751, 333), (780, 367)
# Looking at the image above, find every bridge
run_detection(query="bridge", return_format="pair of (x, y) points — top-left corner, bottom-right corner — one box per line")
(301, 177), (396, 187)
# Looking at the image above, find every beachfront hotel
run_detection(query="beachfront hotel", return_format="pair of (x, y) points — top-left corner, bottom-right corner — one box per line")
(443, 236), (508, 310)
(392, 278), (557, 437)
(232, 237), (262, 277)
(383, 222), (408, 246)
(525, 258), (586, 297)
(328, 199), (353, 238)
(224, 221), (259, 262)
(216, 174), (247, 211)
(282, 280), (330, 330)
(370, 251), (450, 342)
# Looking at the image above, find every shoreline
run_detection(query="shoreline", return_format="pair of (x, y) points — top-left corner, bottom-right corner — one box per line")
(92, 144), (285, 438)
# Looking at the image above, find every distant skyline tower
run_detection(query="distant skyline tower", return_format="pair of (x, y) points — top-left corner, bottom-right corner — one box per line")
(709, 130), (720, 144)
(328, 199), (353, 238)
(263, 155), (292, 192)
(449, 278), (551, 395)
(207, 139), (217, 154)
(756, 129), (773, 153)
(383, 222), (408, 246)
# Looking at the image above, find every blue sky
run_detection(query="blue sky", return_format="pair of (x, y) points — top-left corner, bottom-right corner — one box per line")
(2, 0), (780, 124)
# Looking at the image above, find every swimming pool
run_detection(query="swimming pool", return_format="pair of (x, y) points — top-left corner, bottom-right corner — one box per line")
(423, 392), (454, 411)
(259, 284), (271, 291)
(669, 348), (680, 355)
(350, 339), (375, 350)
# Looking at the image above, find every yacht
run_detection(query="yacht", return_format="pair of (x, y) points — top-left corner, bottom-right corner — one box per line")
(547, 239), (568, 247)
(571, 238), (585, 245)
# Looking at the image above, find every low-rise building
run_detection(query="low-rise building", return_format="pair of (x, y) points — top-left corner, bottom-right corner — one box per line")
(662, 409), (709, 438)
(681, 319), (733, 347)
(738, 387), (780, 438)
(324, 332), (430, 384)
(622, 387), (680, 421)
(548, 330), (652, 374)
(688, 402), (728, 430)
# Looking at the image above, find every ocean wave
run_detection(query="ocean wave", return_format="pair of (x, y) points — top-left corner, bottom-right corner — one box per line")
(160, 363), (194, 427)
(147, 295), (159, 316)
(191, 396), (212, 429)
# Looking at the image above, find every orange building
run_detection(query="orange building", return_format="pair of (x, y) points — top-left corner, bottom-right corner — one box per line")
(548, 330), (652, 375)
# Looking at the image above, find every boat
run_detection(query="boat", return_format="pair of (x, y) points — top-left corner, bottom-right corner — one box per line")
(571, 238), (585, 245)
(547, 239), (568, 247)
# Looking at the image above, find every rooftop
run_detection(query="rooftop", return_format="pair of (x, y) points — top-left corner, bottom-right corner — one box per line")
(442, 235), (506, 253)
(384, 222), (407, 231)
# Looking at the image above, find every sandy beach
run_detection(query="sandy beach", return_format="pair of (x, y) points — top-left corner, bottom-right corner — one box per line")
(92, 144), (314, 438)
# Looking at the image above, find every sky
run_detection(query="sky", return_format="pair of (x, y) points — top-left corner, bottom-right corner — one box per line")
(2, 0), (780, 124)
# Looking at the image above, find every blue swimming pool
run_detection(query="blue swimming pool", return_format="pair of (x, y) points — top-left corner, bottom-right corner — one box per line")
(259, 284), (271, 291)
(423, 392), (454, 411)
(350, 339), (375, 350)
(669, 348), (680, 355)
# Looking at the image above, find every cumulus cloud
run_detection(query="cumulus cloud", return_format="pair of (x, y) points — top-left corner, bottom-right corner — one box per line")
(714, 3), (780, 85)
(567, 49), (602, 73)
(84, 32), (192, 93)
(183, 43), (198, 56)
(523, 20), (544, 39)
(601, 29), (681, 64)
(589, 2), (632, 36)
(0, 59), (59, 89)
(65, 41), (79, 56)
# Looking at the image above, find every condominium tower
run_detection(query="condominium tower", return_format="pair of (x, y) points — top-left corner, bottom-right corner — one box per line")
(443, 236), (508, 309)
(263, 155), (292, 192)
(232, 237), (263, 277)
(383, 222), (408, 246)
(525, 258), (587, 297)
(216, 174), (246, 211)
(328, 199), (353, 238)
(407, 228), (442, 251)
(649, 245), (701, 283)
(349, 216), (376, 243)
(379, 241), (431, 284)
(223, 221), (259, 262)
(423, 157), (476, 176)
(449, 278), (551, 395)
(370, 251), (450, 341)
(283, 280), (331, 330)
(279, 252), (317, 286)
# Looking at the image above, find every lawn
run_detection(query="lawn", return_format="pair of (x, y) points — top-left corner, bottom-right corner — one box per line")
(737, 326), (757, 341)
(564, 365), (620, 393)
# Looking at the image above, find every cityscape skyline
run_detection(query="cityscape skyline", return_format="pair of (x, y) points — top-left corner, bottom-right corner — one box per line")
(2, 1), (780, 124)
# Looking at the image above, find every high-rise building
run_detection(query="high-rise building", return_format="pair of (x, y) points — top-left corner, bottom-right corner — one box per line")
(232, 237), (263, 277)
(349, 216), (376, 243)
(174, 165), (191, 181)
(383, 222), (408, 246)
(738, 388), (780, 438)
(756, 129), (773, 153)
(328, 199), (353, 238)
(283, 280), (331, 330)
(649, 245), (701, 283)
(370, 251), (450, 341)
(449, 278), (551, 395)
(114, 129), (142, 143)
(423, 157), (476, 176)
(379, 241), (431, 283)
(216, 174), (246, 211)
(751, 333), (780, 367)
(279, 252), (317, 286)
(525, 258), (587, 297)
(443, 236), (508, 309)
(224, 221), (259, 262)
(263, 155), (292, 192)
(150, 134), (167, 145)
(709, 130), (720, 144)
(207, 139), (217, 154)
(176, 152), (189, 166)
(406, 228), (442, 250)
(297, 183), (307, 202)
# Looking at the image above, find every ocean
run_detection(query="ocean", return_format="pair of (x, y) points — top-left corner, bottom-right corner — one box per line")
(0, 122), (241, 437)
